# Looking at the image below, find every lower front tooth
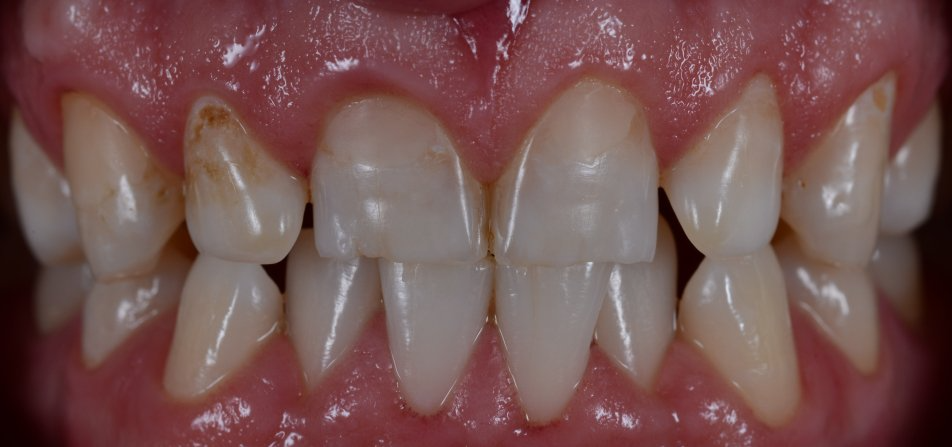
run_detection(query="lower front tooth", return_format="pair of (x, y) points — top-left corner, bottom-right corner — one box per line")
(496, 262), (610, 423)
(380, 258), (493, 415)
(35, 262), (93, 334)
(163, 254), (282, 399)
(870, 235), (922, 325)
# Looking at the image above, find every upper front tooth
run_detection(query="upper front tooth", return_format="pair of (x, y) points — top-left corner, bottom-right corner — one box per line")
(663, 76), (783, 258)
(880, 103), (941, 235)
(62, 93), (185, 280)
(185, 97), (307, 264)
(312, 96), (486, 263)
(781, 75), (896, 267)
(493, 79), (658, 266)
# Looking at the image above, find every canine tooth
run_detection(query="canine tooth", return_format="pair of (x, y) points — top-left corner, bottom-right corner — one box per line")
(62, 94), (184, 280)
(663, 76), (782, 257)
(286, 229), (380, 387)
(496, 262), (610, 423)
(10, 111), (83, 265)
(82, 249), (189, 368)
(595, 218), (677, 390)
(781, 76), (895, 267)
(185, 98), (307, 264)
(493, 79), (658, 266)
(313, 96), (486, 263)
(163, 254), (282, 399)
(380, 258), (492, 414)
(870, 235), (922, 325)
(679, 246), (800, 427)
(880, 104), (941, 235)
(34, 262), (92, 334)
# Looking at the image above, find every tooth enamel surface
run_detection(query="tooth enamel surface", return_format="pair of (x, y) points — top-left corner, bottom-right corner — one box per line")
(493, 79), (658, 266)
(678, 246), (800, 427)
(286, 229), (381, 387)
(163, 254), (282, 399)
(880, 103), (941, 235)
(62, 93), (185, 280)
(663, 76), (782, 258)
(34, 262), (92, 334)
(496, 262), (610, 423)
(10, 111), (83, 266)
(781, 76), (896, 267)
(595, 218), (677, 390)
(870, 235), (922, 325)
(380, 258), (493, 414)
(312, 96), (486, 263)
(82, 249), (189, 368)
(185, 98), (307, 264)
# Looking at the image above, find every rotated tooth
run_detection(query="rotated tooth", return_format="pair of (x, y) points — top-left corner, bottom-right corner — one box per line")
(663, 76), (782, 257)
(880, 103), (941, 235)
(595, 218), (677, 390)
(62, 93), (184, 280)
(34, 262), (93, 334)
(380, 258), (492, 414)
(82, 248), (190, 368)
(870, 235), (922, 325)
(164, 254), (282, 399)
(185, 98), (307, 264)
(313, 96), (486, 263)
(496, 262), (610, 423)
(678, 246), (800, 427)
(493, 79), (658, 266)
(781, 76), (896, 267)
(286, 229), (380, 387)
(10, 111), (83, 265)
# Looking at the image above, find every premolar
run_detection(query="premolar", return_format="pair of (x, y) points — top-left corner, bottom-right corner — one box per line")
(880, 103), (941, 235)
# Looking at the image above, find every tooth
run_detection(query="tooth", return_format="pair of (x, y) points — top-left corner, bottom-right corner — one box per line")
(496, 262), (610, 423)
(286, 229), (380, 387)
(880, 103), (942, 235)
(870, 235), (922, 325)
(163, 254), (282, 399)
(34, 262), (93, 334)
(313, 96), (486, 262)
(663, 76), (783, 257)
(82, 248), (190, 368)
(9, 111), (83, 265)
(493, 79), (658, 266)
(185, 98), (307, 264)
(781, 76), (896, 267)
(678, 246), (800, 427)
(61, 93), (185, 280)
(380, 258), (492, 414)
(595, 218), (677, 390)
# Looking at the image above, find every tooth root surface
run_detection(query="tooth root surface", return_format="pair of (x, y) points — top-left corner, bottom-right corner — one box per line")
(82, 248), (190, 368)
(496, 262), (610, 423)
(185, 98), (307, 264)
(380, 258), (493, 414)
(286, 229), (381, 387)
(163, 254), (282, 400)
(678, 246), (800, 427)
(10, 111), (83, 266)
(493, 79), (658, 266)
(62, 93), (185, 280)
(34, 262), (93, 334)
(313, 96), (486, 263)
(663, 76), (783, 257)
(870, 235), (922, 325)
(781, 76), (896, 267)
(595, 218), (677, 390)
(880, 103), (942, 235)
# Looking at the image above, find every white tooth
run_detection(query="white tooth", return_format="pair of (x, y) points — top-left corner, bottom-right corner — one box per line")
(163, 254), (282, 399)
(34, 262), (93, 334)
(663, 76), (783, 257)
(493, 79), (658, 266)
(82, 248), (190, 368)
(313, 96), (486, 263)
(62, 94), (185, 280)
(9, 111), (83, 265)
(185, 98), (307, 264)
(880, 103), (942, 235)
(496, 262), (610, 423)
(286, 229), (380, 387)
(678, 246), (800, 427)
(870, 235), (922, 325)
(380, 258), (492, 414)
(781, 76), (896, 267)
(595, 218), (677, 390)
